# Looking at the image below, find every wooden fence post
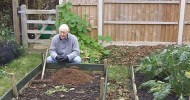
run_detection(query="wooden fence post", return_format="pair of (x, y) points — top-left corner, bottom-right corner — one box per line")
(178, 0), (186, 44)
(10, 73), (18, 97)
(98, 0), (103, 43)
(59, 0), (64, 5)
(12, 0), (21, 44)
(20, 5), (28, 47)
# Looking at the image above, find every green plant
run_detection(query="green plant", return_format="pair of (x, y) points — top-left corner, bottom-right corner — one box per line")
(0, 10), (14, 43)
(137, 45), (190, 99)
(45, 85), (71, 95)
(57, 2), (112, 63)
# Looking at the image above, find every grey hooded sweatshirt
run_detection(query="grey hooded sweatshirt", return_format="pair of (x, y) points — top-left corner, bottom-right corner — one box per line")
(49, 33), (80, 60)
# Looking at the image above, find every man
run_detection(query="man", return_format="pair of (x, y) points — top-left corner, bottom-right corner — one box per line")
(46, 24), (82, 63)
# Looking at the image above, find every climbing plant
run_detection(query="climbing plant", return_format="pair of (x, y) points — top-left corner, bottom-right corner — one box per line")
(56, 2), (111, 63)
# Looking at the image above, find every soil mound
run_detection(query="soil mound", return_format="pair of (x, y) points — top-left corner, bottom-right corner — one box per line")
(51, 67), (94, 85)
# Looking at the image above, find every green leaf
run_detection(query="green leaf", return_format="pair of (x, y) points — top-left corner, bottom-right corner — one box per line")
(65, 2), (72, 10)
(153, 84), (171, 100)
(77, 25), (83, 32)
(103, 50), (110, 55)
(82, 28), (88, 33)
(140, 80), (157, 89)
(68, 20), (76, 28)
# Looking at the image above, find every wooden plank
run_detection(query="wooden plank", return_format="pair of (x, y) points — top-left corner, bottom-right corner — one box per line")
(152, 4), (157, 41)
(103, 41), (176, 46)
(161, 4), (166, 42)
(141, 3), (146, 41)
(178, 0), (186, 44)
(104, 21), (178, 25)
(120, 4), (124, 41)
(128, 4), (132, 41)
(104, 1), (180, 4)
(170, 4), (175, 42)
(115, 4), (119, 41)
(124, 4), (128, 41)
(28, 39), (51, 44)
(72, 3), (97, 6)
(98, 0), (103, 43)
(27, 30), (57, 34)
(23, 10), (56, 14)
(56, 5), (59, 33)
(165, 4), (169, 42)
(144, 3), (150, 41)
(156, 4), (162, 42)
(27, 20), (55, 24)
(20, 5), (28, 47)
(131, 4), (135, 41)
(106, 4), (111, 39)
(150, 4), (155, 41)
(173, 4), (179, 42)
(12, 0), (20, 44)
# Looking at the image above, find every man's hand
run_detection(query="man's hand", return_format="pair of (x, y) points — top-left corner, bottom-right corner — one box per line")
(62, 55), (69, 62)
(55, 55), (69, 62)
(55, 55), (64, 61)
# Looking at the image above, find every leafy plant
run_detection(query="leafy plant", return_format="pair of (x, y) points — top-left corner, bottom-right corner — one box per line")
(45, 85), (73, 95)
(0, 10), (13, 43)
(57, 2), (112, 63)
(137, 45), (190, 99)
(140, 80), (171, 100)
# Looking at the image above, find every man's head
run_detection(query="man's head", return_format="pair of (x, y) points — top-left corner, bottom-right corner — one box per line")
(59, 24), (70, 40)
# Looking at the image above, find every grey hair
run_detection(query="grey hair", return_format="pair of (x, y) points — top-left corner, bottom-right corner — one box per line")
(59, 24), (70, 32)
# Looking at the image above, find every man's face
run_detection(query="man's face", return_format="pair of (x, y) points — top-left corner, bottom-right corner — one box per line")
(59, 30), (68, 40)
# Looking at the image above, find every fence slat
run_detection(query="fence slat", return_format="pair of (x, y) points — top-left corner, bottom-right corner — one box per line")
(27, 20), (55, 24)
(25, 10), (56, 14)
(104, 21), (178, 25)
(27, 30), (56, 34)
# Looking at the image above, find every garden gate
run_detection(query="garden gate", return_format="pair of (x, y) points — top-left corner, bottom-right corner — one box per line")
(18, 5), (58, 50)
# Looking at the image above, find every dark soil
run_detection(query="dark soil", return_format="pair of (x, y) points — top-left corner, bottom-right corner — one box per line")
(16, 67), (102, 100)
(51, 67), (95, 85)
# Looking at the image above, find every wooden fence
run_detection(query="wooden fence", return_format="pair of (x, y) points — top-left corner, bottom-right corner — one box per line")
(65, 0), (190, 45)
(16, 0), (190, 47)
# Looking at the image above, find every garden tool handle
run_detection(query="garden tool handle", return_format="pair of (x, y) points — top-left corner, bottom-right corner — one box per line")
(41, 49), (49, 80)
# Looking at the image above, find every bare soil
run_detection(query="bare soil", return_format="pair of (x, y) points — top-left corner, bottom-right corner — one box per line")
(16, 67), (102, 100)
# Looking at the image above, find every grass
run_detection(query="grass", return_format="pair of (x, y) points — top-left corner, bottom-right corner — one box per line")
(107, 65), (130, 92)
(0, 53), (41, 97)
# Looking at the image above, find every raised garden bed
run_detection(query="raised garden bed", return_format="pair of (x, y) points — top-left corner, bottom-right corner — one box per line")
(1, 63), (108, 100)
(132, 67), (189, 100)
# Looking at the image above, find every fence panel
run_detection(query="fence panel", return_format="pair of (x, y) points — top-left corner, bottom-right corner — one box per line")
(18, 0), (190, 46)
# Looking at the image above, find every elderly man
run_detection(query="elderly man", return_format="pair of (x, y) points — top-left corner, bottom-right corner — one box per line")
(46, 24), (82, 63)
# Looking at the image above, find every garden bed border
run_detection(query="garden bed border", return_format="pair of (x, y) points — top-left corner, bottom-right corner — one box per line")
(0, 63), (108, 100)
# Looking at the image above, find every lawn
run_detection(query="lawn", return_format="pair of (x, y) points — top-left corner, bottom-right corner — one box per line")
(0, 53), (41, 97)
